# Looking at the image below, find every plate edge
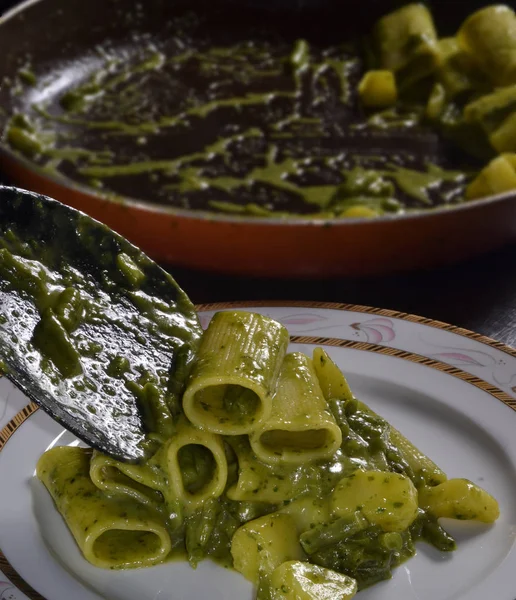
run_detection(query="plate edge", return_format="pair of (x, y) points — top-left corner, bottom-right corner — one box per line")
(1, 330), (516, 600)
(195, 301), (516, 361)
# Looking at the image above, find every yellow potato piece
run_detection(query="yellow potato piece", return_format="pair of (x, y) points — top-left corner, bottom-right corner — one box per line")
(231, 513), (304, 584)
(279, 496), (331, 534)
(340, 206), (379, 219)
(418, 478), (500, 523)
(466, 154), (516, 200)
(358, 70), (398, 108)
(269, 561), (357, 600)
(331, 470), (419, 532)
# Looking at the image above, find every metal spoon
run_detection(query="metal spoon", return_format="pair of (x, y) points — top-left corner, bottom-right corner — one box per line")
(0, 186), (202, 462)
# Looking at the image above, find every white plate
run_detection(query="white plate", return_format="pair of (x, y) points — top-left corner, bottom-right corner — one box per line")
(1, 302), (516, 600)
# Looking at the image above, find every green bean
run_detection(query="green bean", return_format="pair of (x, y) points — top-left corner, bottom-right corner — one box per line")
(300, 514), (366, 555)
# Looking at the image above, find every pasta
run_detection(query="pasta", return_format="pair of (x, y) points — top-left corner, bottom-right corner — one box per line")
(458, 5), (516, 87)
(90, 451), (165, 511)
(372, 3), (441, 90)
(36, 310), (500, 598)
(226, 435), (302, 503)
(37, 447), (171, 569)
(464, 85), (516, 135)
(249, 352), (342, 464)
(182, 311), (289, 435)
(435, 38), (479, 99)
(154, 415), (228, 512)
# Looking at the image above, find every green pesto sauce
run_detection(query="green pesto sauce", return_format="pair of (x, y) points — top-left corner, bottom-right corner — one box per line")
(140, 398), (455, 588)
(38, 387), (456, 585)
(3, 24), (473, 216)
(0, 194), (202, 460)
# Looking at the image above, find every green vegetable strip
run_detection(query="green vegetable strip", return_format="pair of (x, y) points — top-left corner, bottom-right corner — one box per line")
(127, 382), (174, 439)
(249, 352), (342, 464)
(387, 428), (446, 487)
(411, 512), (456, 552)
(458, 5), (516, 87)
(300, 514), (366, 555)
(310, 524), (415, 590)
(425, 83), (447, 120)
(185, 498), (221, 567)
(183, 311), (289, 434)
(464, 84), (516, 134)
(37, 446), (171, 569)
(313, 348), (446, 487)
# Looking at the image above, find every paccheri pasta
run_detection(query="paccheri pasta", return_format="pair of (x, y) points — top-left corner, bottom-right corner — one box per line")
(37, 310), (500, 599)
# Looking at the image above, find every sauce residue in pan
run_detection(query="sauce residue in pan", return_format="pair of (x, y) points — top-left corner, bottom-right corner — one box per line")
(1, 3), (476, 217)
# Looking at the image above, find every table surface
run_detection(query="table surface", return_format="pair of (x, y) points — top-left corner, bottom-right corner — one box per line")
(1, 0), (516, 349)
(167, 243), (516, 348)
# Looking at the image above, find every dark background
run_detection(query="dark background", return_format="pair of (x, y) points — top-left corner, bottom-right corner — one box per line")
(2, 0), (516, 347)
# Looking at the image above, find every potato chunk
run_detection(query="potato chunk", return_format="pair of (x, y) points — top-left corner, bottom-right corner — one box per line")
(418, 478), (500, 523)
(269, 561), (357, 600)
(331, 470), (419, 532)
(358, 70), (397, 108)
(231, 513), (304, 584)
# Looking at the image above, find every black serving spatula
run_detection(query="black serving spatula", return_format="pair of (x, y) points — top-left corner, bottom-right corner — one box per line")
(0, 186), (202, 462)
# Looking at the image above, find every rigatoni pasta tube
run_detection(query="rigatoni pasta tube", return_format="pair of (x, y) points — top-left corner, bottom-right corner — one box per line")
(373, 3), (440, 89)
(226, 436), (299, 503)
(458, 5), (516, 87)
(37, 446), (171, 569)
(90, 451), (164, 511)
(156, 416), (228, 512)
(249, 352), (342, 464)
(183, 311), (289, 434)
(436, 37), (479, 99)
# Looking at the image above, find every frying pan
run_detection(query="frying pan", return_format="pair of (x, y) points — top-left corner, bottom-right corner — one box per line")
(1, 0), (516, 277)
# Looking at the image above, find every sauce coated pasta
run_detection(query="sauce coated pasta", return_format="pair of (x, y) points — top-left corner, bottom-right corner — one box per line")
(37, 310), (500, 598)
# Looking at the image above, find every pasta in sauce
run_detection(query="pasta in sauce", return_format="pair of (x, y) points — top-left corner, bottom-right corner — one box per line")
(37, 310), (500, 599)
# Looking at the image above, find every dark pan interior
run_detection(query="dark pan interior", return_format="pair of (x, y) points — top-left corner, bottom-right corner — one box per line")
(0, 0), (511, 215)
